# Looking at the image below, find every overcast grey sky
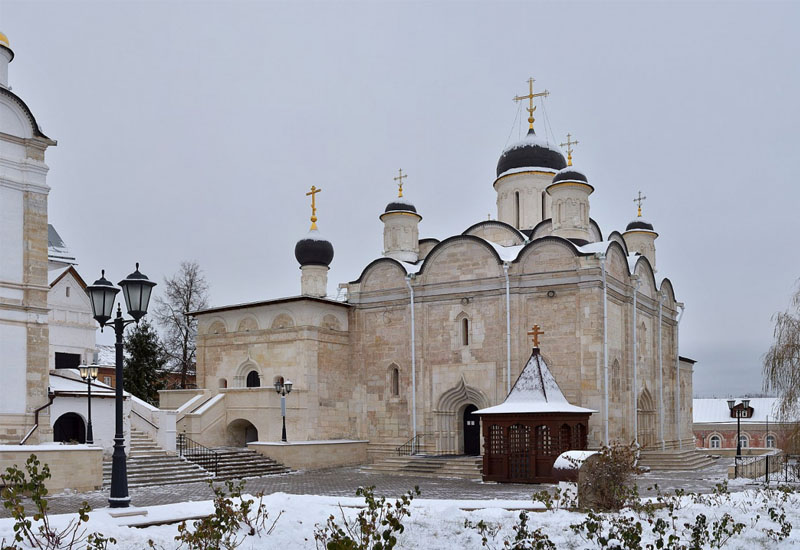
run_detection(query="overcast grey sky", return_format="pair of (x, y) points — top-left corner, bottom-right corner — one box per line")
(4, 1), (799, 397)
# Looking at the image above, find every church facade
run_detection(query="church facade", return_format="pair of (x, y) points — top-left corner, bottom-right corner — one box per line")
(169, 83), (696, 462)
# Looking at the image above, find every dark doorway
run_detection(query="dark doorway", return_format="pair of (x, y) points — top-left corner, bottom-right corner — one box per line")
(53, 413), (86, 444)
(463, 404), (480, 456)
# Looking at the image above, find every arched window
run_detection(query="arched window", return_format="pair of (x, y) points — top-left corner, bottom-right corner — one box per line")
(559, 424), (572, 452)
(246, 370), (260, 388)
(709, 435), (721, 449)
(766, 434), (776, 448)
(573, 423), (587, 450)
(739, 434), (749, 448)
(461, 318), (470, 346)
(514, 191), (521, 227)
(219, 378), (228, 389)
(390, 366), (399, 397)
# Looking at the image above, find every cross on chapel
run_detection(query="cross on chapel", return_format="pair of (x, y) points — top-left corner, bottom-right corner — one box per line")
(528, 324), (545, 348)
(393, 168), (407, 198)
(306, 185), (321, 230)
(514, 77), (549, 131)
(633, 191), (646, 217)
(560, 133), (579, 166)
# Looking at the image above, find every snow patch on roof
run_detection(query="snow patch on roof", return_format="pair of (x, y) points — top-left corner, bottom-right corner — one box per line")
(486, 241), (526, 262)
(297, 228), (330, 243)
(503, 131), (563, 155)
(47, 224), (76, 264)
(693, 398), (794, 424)
(48, 266), (70, 286)
(95, 345), (116, 366)
(475, 351), (596, 415)
(497, 166), (558, 179)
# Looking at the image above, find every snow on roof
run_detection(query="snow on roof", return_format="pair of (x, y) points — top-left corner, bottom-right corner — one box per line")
(496, 166), (558, 179)
(475, 350), (596, 415)
(296, 228), (330, 243)
(553, 450), (598, 470)
(576, 241), (611, 255)
(49, 370), (117, 395)
(486, 241), (526, 262)
(95, 345), (116, 366)
(47, 224), (76, 264)
(693, 398), (794, 424)
(390, 196), (415, 207)
(503, 131), (563, 156)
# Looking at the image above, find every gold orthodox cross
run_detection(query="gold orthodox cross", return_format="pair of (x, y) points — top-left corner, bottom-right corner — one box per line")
(528, 324), (545, 347)
(393, 168), (407, 198)
(560, 133), (579, 166)
(514, 77), (549, 131)
(306, 185), (321, 230)
(633, 191), (647, 217)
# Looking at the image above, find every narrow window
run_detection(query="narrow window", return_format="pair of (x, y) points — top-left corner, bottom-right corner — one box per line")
(246, 370), (260, 388)
(390, 366), (399, 397)
(462, 318), (470, 346)
(739, 434), (749, 448)
(541, 191), (546, 221)
(514, 191), (521, 227)
(766, 434), (776, 448)
(66, 286), (71, 297)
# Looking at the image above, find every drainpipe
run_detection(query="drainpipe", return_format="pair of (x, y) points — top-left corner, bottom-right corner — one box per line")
(596, 253), (609, 445)
(658, 292), (665, 450)
(632, 276), (640, 447)
(405, 275), (417, 452)
(503, 262), (511, 395)
(675, 302), (685, 449)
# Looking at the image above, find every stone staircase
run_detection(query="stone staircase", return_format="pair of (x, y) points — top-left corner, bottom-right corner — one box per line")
(362, 455), (483, 480)
(207, 447), (291, 480)
(638, 449), (715, 471)
(103, 428), (212, 488)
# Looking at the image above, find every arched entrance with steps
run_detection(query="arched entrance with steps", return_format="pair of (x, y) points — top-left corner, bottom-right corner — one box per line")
(434, 378), (489, 455)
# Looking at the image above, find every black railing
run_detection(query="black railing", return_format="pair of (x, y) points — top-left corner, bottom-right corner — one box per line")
(733, 452), (800, 484)
(397, 434), (425, 456)
(177, 433), (219, 476)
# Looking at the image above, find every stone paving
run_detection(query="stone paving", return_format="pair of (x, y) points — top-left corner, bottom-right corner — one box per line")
(0, 457), (767, 518)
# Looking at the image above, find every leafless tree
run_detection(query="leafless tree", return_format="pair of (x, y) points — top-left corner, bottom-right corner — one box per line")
(763, 281), (800, 451)
(154, 261), (209, 389)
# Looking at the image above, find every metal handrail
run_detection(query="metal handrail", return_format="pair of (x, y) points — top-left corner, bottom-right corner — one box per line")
(131, 408), (159, 430)
(396, 433), (425, 456)
(177, 433), (219, 475)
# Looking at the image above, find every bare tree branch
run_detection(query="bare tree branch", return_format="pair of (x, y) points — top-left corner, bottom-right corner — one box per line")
(763, 280), (800, 432)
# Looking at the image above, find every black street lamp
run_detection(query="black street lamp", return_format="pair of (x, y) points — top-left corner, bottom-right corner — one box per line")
(274, 379), (293, 442)
(727, 398), (751, 457)
(78, 363), (99, 444)
(86, 264), (156, 508)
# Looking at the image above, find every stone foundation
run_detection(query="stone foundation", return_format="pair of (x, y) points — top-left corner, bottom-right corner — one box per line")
(248, 440), (368, 470)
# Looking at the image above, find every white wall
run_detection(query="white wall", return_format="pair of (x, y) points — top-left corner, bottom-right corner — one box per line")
(50, 394), (130, 455)
(0, 323), (26, 413)
(48, 270), (96, 368)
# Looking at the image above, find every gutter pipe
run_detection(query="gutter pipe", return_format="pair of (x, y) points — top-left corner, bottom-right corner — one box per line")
(503, 262), (511, 395)
(405, 275), (417, 452)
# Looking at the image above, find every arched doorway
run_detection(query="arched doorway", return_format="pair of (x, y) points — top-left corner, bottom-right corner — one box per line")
(246, 371), (260, 388)
(434, 378), (490, 455)
(53, 413), (85, 444)
(637, 389), (657, 448)
(227, 419), (259, 446)
(463, 404), (480, 456)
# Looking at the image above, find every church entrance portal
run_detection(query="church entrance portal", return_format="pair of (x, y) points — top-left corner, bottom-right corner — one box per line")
(227, 419), (259, 446)
(463, 405), (480, 455)
(637, 389), (657, 448)
(53, 413), (85, 444)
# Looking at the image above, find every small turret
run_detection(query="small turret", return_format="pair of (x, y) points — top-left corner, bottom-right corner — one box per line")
(295, 186), (334, 297)
(0, 31), (15, 89)
(380, 169), (422, 262)
(623, 191), (658, 269)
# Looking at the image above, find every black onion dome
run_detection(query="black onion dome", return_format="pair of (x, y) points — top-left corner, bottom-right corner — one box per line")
(295, 230), (334, 267)
(552, 167), (588, 184)
(496, 129), (567, 177)
(384, 199), (417, 213)
(625, 219), (655, 231)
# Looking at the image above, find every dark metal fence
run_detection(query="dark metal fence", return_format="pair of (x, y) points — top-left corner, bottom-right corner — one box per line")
(177, 433), (219, 475)
(733, 453), (800, 484)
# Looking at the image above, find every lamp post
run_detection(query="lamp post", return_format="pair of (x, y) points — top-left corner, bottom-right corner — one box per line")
(274, 379), (293, 442)
(727, 398), (751, 457)
(78, 363), (99, 444)
(86, 264), (156, 509)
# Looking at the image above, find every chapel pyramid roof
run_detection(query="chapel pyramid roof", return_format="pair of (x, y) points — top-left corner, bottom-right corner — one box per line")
(474, 348), (596, 415)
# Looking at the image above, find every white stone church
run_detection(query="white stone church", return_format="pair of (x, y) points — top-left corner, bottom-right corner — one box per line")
(162, 84), (697, 468)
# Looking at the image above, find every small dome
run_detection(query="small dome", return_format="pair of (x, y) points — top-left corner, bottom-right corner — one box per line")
(0, 32), (9, 49)
(295, 229), (334, 267)
(552, 167), (588, 184)
(625, 219), (654, 231)
(384, 197), (417, 213)
(496, 129), (567, 177)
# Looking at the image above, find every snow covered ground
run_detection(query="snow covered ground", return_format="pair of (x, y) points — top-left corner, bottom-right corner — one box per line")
(2, 486), (799, 549)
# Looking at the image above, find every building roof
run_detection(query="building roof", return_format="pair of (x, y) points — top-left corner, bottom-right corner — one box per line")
(295, 228), (334, 267)
(47, 224), (77, 264)
(496, 129), (567, 177)
(48, 264), (87, 289)
(49, 369), (120, 397)
(692, 397), (797, 424)
(475, 349), (596, 415)
(190, 294), (350, 316)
